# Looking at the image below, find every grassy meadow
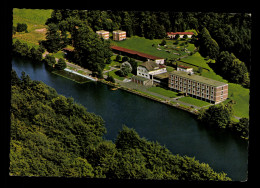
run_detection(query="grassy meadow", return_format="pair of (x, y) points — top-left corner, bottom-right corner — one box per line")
(111, 36), (194, 59)
(13, 8), (52, 47)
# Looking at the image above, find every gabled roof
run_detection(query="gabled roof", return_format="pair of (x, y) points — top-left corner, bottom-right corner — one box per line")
(177, 65), (192, 69)
(139, 61), (159, 71)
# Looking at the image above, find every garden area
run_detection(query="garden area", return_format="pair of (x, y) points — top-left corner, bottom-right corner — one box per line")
(111, 36), (196, 60)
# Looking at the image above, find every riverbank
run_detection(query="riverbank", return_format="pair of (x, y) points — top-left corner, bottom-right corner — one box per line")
(99, 79), (200, 116)
(60, 60), (201, 115)
(61, 66), (249, 140)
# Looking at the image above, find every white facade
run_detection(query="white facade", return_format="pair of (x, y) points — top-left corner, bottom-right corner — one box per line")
(149, 67), (167, 76)
(177, 34), (193, 38)
(137, 65), (167, 79)
(177, 66), (193, 74)
(137, 66), (150, 79)
(167, 32), (194, 39)
(155, 59), (165, 65)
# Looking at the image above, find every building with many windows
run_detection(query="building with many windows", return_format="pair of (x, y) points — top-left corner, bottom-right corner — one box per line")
(169, 71), (228, 104)
(96, 30), (109, 40)
(113, 30), (126, 41)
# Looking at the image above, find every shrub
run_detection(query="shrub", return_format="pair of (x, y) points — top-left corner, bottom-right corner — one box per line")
(16, 23), (28, 32)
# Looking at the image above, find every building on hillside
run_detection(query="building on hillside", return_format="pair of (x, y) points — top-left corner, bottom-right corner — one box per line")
(167, 32), (194, 39)
(135, 61), (167, 85)
(113, 30), (126, 41)
(111, 46), (165, 64)
(177, 65), (194, 74)
(168, 71), (228, 104)
(96, 30), (109, 40)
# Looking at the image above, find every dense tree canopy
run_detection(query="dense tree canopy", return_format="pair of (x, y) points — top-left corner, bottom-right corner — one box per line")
(71, 22), (112, 73)
(216, 51), (250, 87)
(198, 27), (219, 60)
(10, 70), (231, 180)
(198, 102), (234, 129)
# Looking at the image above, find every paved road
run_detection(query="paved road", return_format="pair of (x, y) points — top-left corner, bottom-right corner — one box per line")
(103, 66), (120, 73)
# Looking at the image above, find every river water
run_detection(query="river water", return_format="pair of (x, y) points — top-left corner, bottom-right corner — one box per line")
(11, 57), (248, 181)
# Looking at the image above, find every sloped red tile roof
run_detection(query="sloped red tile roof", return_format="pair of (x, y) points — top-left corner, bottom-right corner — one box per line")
(111, 45), (163, 60)
(178, 64), (192, 69)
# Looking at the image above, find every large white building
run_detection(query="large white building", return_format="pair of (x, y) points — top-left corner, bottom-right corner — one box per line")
(168, 71), (228, 104)
(137, 61), (167, 81)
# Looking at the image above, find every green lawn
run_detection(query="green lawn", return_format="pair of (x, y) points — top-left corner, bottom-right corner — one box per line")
(108, 69), (133, 81)
(13, 8), (52, 31)
(104, 55), (121, 71)
(111, 36), (194, 59)
(134, 89), (165, 101)
(181, 52), (210, 70)
(166, 66), (175, 72)
(178, 96), (211, 107)
(148, 87), (178, 98)
(226, 83), (250, 118)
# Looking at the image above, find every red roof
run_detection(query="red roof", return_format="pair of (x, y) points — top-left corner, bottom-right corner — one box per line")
(63, 48), (74, 52)
(111, 46), (163, 60)
(167, 32), (194, 35)
(178, 65), (192, 69)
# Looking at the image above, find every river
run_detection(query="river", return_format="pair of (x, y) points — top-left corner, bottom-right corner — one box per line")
(11, 57), (248, 181)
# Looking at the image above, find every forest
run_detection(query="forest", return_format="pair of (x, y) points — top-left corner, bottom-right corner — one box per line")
(10, 69), (231, 180)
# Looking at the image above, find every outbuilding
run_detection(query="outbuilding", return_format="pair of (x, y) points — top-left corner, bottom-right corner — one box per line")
(167, 32), (194, 39)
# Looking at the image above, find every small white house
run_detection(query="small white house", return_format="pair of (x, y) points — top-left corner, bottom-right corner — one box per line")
(167, 32), (194, 39)
(154, 59), (165, 65)
(177, 65), (194, 74)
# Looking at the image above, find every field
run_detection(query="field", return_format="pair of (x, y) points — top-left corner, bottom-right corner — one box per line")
(13, 8), (52, 47)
